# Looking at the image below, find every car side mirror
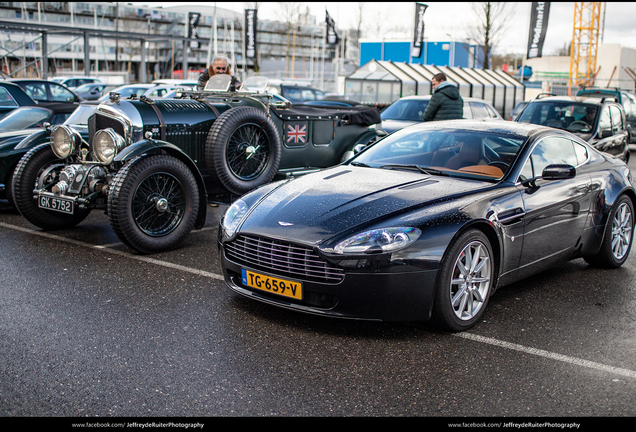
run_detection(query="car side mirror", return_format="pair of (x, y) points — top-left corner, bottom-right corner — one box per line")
(599, 129), (613, 138)
(542, 164), (576, 180)
(353, 144), (367, 154)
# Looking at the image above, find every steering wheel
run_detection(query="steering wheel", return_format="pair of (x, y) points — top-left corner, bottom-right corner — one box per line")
(567, 120), (591, 131)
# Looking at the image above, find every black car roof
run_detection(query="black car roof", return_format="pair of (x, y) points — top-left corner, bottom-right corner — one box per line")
(404, 119), (551, 138)
(0, 80), (37, 105)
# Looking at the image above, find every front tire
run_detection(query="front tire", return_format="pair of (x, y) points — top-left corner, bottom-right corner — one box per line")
(107, 155), (200, 254)
(585, 194), (634, 269)
(12, 144), (90, 230)
(431, 229), (494, 332)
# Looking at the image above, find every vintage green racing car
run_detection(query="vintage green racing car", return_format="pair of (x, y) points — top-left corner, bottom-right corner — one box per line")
(11, 75), (384, 253)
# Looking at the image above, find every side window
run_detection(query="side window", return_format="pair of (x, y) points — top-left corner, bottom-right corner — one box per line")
(610, 105), (624, 132)
(599, 106), (612, 133)
(470, 102), (490, 119)
(50, 84), (75, 102)
(519, 136), (578, 180)
(301, 89), (316, 101)
(485, 104), (499, 118)
(0, 88), (18, 107)
(315, 90), (325, 100)
(573, 141), (588, 165)
(462, 102), (472, 119)
(24, 83), (48, 101)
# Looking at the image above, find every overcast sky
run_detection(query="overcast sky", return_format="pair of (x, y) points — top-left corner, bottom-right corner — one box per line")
(140, 2), (636, 55)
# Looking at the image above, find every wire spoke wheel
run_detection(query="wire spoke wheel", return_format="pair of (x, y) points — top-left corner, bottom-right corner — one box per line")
(226, 123), (270, 181)
(132, 172), (185, 237)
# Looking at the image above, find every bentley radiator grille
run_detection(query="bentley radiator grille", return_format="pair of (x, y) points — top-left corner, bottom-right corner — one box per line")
(225, 235), (344, 284)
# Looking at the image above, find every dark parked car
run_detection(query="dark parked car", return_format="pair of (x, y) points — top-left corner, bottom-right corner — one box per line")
(0, 102), (97, 206)
(9, 78), (81, 104)
(0, 81), (38, 120)
(515, 95), (630, 162)
(218, 120), (635, 331)
(11, 75), (383, 253)
(576, 87), (636, 143)
(380, 95), (502, 134)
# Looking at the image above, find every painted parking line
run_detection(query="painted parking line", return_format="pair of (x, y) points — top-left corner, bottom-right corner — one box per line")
(455, 332), (636, 380)
(2, 220), (636, 380)
(0, 221), (224, 281)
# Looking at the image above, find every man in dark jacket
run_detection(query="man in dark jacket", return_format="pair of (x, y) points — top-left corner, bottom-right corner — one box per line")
(423, 72), (464, 121)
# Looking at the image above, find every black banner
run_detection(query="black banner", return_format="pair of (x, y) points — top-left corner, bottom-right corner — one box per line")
(326, 10), (339, 45)
(527, 2), (551, 58)
(245, 9), (257, 59)
(188, 12), (201, 48)
(411, 3), (428, 58)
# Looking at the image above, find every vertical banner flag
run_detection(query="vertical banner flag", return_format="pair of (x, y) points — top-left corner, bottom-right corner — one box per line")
(326, 10), (339, 45)
(411, 3), (428, 58)
(188, 12), (201, 48)
(245, 9), (258, 59)
(527, 2), (551, 58)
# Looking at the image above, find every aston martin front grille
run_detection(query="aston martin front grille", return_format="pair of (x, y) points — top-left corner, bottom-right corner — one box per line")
(225, 235), (344, 284)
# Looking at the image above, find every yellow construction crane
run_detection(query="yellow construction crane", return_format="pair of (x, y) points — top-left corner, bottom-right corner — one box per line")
(568, 2), (603, 94)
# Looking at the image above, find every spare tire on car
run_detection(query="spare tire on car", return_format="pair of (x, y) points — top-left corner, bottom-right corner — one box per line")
(205, 106), (281, 196)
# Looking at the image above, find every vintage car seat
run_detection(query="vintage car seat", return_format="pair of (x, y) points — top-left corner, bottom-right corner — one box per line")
(445, 137), (487, 170)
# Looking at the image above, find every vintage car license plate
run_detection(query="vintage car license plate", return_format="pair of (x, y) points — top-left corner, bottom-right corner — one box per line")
(242, 269), (302, 300)
(38, 194), (74, 214)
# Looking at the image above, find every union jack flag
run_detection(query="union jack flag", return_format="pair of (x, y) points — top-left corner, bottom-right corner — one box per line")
(286, 124), (307, 144)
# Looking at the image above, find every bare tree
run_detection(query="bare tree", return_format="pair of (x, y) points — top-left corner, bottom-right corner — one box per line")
(465, 2), (516, 69)
(276, 2), (301, 73)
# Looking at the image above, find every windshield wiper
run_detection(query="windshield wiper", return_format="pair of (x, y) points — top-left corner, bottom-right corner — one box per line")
(379, 164), (449, 176)
(350, 161), (372, 168)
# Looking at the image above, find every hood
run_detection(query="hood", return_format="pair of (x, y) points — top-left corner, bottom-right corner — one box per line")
(435, 82), (461, 100)
(239, 165), (492, 245)
(0, 128), (42, 148)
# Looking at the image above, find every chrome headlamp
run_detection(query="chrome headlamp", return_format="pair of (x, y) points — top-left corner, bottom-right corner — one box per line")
(92, 128), (126, 164)
(222, 199), (249, 237)
(333, 227), (421, 254)
(51, 125), (80, 159)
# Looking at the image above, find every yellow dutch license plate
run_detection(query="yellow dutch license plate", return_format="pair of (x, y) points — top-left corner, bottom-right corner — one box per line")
(242, 269), (302, 300)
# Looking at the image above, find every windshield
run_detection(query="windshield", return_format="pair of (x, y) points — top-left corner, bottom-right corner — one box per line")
(63, 104), (96, 126)
(0, 107), (50, 131)
(517, 101), (598, 133)
(351, 126), (526, 181)
(381, 99), (430, 121)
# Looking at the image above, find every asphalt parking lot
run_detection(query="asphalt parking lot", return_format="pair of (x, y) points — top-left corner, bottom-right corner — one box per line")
(1, 157), (636, 420)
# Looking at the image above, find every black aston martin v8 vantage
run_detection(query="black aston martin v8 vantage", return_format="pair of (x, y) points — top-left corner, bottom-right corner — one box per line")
(219, 120), (635, 331)
(11, 75), (383, 253)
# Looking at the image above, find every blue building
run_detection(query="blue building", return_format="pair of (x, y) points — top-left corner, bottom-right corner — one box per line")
(360, 40), (485, 69)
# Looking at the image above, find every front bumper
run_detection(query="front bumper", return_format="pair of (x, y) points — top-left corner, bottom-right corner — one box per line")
(219, 243), (439, 322)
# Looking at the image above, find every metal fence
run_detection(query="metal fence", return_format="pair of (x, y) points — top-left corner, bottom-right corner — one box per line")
(524, 77), (636, 99)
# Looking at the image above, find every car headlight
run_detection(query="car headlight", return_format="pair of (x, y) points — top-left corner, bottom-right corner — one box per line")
(222, 199), (249, 237)
(333, 227), (421, 254)
(92, 128), (125, 164)
(51, 125), (79, 159)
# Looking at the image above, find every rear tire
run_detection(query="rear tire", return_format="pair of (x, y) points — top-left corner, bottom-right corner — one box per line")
(585, 194), (634, 269)
(108, 154), (199, 254)
(12, 144), (90, 230)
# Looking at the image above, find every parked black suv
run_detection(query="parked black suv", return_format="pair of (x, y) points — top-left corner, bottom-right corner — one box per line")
(576, 87), (636, 143)
(515, 95), (630, 162)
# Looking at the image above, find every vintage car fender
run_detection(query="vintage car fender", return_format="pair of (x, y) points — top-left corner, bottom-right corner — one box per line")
(114, 137), (208, 230)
